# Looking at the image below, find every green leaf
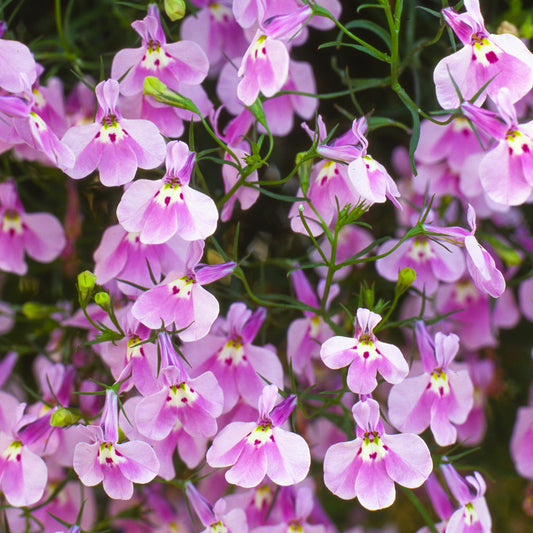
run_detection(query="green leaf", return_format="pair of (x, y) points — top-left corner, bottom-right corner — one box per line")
(345, 19), (392, 49)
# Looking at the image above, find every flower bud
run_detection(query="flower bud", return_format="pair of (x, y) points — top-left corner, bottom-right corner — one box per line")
(164, 0), (186, 21)
(143, 76), (197, 112)
(77, 270), (97, 306)
(22, 302), (51, 320)
(94, 291), (111, 310)
(50, 408), (79, 427)
(396, 267), (416, 295)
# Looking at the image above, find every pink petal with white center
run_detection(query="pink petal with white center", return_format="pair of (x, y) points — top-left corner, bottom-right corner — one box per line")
(265, 427), (310, 485)
(355, 459), (396, 510)
(320, 336), (356, 369)
(376, 341), (409, 385)
(102, 465), (134, 500)
(347, 356), (379, 394)
(120, 118), (166, 169)
(480, 139), (532, 206)
(117, 179), (161, 233)
(226, 442), (268, 487)
(0, 39), (36, 93)
(164, 41), (210, 86)
(206, 421), (256, 467)
(115, 440), (159, 483)
(98, 138), (139, 186)
(73, 442), (104, 486)
(22, 212), (65, 262)
(434, 46), (479, 109)
(388, 373), (432, 434)
(323, 439), (362, 500)
(382, 433), (432, 488)
(430, 396), (457, 446)
(61, 123), (102, 179)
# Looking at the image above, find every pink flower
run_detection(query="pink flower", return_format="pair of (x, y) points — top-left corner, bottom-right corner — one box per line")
(434, 0), (533, 109)
(73, 390), (159, 500)
(320, 308), (409, 394)
(206, 384), (311, 488)
(323, 397), (432, 510)
(62, 79), (166, 187)
(131, 241), (235, 341)
(237, 30), (289, 106)
(0, 179), (66, 275)
(116, 140), (218, 243)
(388, 323), (474, 447)
(181, 302), (283, 413)
(111, 4), (209, 97)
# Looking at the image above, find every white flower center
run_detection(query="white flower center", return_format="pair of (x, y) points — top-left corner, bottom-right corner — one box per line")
(360, 432), (387, 462)
(210, 521), (228, 533)
(141, 44), (172, 71)
(356, 338), (380, 362)
(167, 382), (198, 408)
(98, 442), (126, 466)
(210, 3), (232, 22)
(407, 238), (435, 263)
(464, 502), (479, 525)
(217, 339), (246, 366)
(2, 211), (23, 235)
(2, 441), (22, 462)
(169, 277), (193, 299)
(429, 369), (450, 397)
(317, 160), (340, 187)
(96, 120), (126, 144)
(246, 425), (273, 447)
(154, 180), (185, 208)
(507, 129), (533, 157)
(126, 336), (145, 362)
(471, 35), (500, 67)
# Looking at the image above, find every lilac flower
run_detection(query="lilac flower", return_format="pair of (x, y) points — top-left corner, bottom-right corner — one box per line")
(0, 179), (66, 275)
(206, 384), (311, 487)
(320, 308), (409, 394)
(388, 323), (474, 447)
(116, 140), (218, 243)
(323, 397), (432, 510)
(462, 89), (533, 206)
(131, 241), (235, 340)
(0, 22), (37, 93)
(186, 482), (249, 533)
(135, 332), (223, 443)
(93, 223), (196, 297)
(237, 29), (289, 106)
(0, 392), (48, 507)
(73, 390), (159, 500)
(62, 79), (166, 186)
(441, 463), (492, 532)
(375, 232), (465, 295)
(111, 4), (209, 97)
(434, 0), (533, 109)
(181, 302), (283, 412)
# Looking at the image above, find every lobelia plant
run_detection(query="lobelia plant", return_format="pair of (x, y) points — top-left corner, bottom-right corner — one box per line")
(2, 0), (533, 531)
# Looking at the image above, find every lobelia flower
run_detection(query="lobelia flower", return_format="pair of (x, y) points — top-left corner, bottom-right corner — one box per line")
(131, 241), (235, 340)
(418, 474), (455, 533)
(286, 269), (337, 383)
(388, 322), (474, 447)
(111, 4), (209, 97)
(0, 392), (48, 507)
(511, 383), (533, 480)
(440, 463), (492, 532)
(237, 29), (290, 106)
(375, 230), (466, 296)
(323, 397), (432, 510)
(434, 0), (533, 109)
(73, 389), (159, 500)
(180, 302), (283, 413)
(93, 223), (197, 297)
(134, 331), (223, 443)
(62, 78), (166, 187)
(206, 384), (311, 488)
(111, 4), (213, 138)
(320, 308), (409, 394)
(0, 179), (66, 275)
(117, 140), (218, 244)
(186, 481), (249, 533)
(0, 21), (37, 93)
(462, 89), (533, 206)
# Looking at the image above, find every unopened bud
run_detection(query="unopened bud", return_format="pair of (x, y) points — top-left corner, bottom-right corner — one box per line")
(396, 267), (416, 294)
(94, 291), (111, 310)
(164, 0), (186, 21)
(22, 302), (50, 320)
(77, 270), (97, 306)
(50, 408), (79, 427)
(143, 76), (197, 112)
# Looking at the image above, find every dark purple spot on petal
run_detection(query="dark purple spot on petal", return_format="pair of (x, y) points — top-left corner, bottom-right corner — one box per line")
(181, 397), (188, 403)
(165, 196), (171, 206)
(262, 47), (266, 55)
(363, 351), (370, 359)
(180, 192), (184, 200)
(509, 146), (514, 155)
(9, 228), (14, 237)
(439, 386), (444, 396)
(155, 59), (160, 66)
(106, 457), (113, 463)
(109, 133), (116, 143)
(95, 131), (100, 139)
(486, 51), (498, 64)
(369, 452), (377, 460)
(172, 286), (180, 294)
(523, 144), (530, 153)
(254, 439), (261, 446)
